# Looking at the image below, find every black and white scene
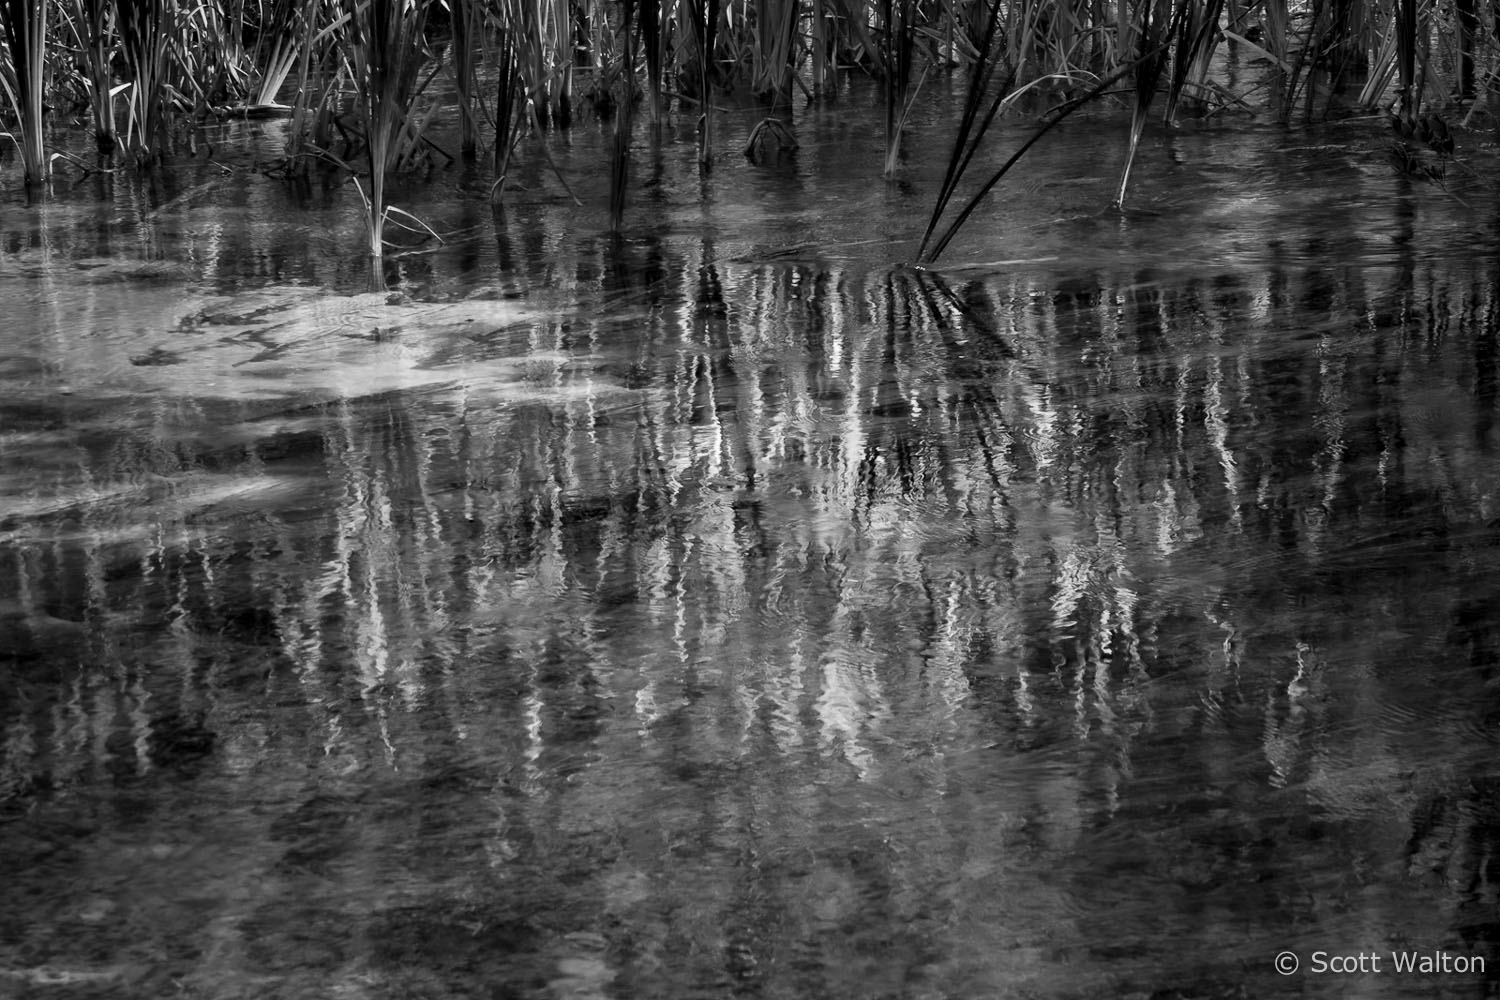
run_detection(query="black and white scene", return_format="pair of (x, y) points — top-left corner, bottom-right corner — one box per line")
(3, 0), (1500, 996)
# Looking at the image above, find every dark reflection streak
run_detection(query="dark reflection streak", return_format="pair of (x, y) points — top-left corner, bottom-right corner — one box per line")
(492, 201), (516, 275)
(1473, 275), (1496, 451)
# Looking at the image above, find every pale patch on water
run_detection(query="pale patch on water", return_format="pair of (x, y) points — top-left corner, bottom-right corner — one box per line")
(7, 278), (544, 403)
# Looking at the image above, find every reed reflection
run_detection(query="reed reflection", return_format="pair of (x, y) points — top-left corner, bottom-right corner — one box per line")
(2, 250), (1499, 997)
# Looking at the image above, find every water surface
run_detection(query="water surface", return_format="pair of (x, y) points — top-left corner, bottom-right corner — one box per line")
(3, 87), (1500, 999)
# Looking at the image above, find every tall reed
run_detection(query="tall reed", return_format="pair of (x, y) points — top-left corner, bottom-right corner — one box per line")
(679, 0), (720, 168)
(449, 0), (482, 159)
(116, 0), (177, 164)
(748, 0), (801, 105)
(492, 15), (527, 193)
(0, 0), (49, 188)
(881, 0), (918, 177)
(249, 0), (305, 106)
(60, 0), (117, 154)
(495, 0), (572, 128)
(338, 0), (435, 265)
(1114, 0), (1174, 208)
(1163, 0), (1224, 123)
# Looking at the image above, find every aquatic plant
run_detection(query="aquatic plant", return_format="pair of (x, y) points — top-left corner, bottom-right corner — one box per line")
(679, 0), (720, 167)
(744, 0), (802, 105)
(1115, 0), (1176, 207)
(880, 0), (920, 177)
(917, 0), (1165, 262)
(247, 0), (306, 108)
(448, 0), (481, 159)
(337, 0), (441, 266)
(115, 0), (178, 164)
(0, 0), (48, 188)
(1, 0), (1490, 248)
(491, 9), (526, 187)
(58, 0), (117, 154)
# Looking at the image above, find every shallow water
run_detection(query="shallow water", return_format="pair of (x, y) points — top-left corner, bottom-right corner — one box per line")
(3, 81), (1500, 1000)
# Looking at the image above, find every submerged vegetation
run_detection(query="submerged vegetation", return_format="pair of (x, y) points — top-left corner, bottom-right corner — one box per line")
(0, 0), (1496, 257)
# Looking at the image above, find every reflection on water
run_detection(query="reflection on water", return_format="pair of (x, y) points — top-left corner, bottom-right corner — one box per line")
(4, 106), (1500, 1000)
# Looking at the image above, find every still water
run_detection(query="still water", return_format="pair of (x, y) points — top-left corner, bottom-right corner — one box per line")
(3, 86), (1500, 1000)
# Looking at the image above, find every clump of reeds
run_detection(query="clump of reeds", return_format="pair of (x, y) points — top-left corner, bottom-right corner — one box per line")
(1, 0), (1485, 250)
(0, 0), (49, 189)
(247, 0), (305, 109)
(337, 0), (441, 267)
(60, 0), (118, 155)
(116, 0), (176, 164)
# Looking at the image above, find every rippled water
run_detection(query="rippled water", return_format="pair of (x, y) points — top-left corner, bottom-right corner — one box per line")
(3, 83), (1500, 999)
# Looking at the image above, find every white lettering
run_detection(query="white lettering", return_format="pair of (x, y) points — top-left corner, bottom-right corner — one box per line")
(1390, 951), (1486, 974)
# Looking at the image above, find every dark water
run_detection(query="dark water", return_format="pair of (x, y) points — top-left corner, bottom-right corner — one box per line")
(3, 86), (1500, 1000)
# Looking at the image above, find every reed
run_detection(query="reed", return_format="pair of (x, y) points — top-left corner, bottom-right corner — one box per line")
(1163, 0), (1224, 123)
(337, 0), (438, 264)
(638, 0), (667, 123)
(1114, 0), (1175, 208)
(491, 14), (526, 193)
(59, 0), (117, 154)
(495, 0), (572, 128)
(280, 0), (344, 177)
(679, 0), (720, 168)
(880, 0), (918, 177)
(0, 0), (48, 188)
(2, 0), (1490, 241)
(116, 0), (177, 164)
(748, 0), (801, 105)
(448, 0), (481, 159)
(249, 0), (304, 107)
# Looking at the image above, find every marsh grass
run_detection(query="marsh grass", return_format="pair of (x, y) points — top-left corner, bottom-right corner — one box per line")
(2, 0), (1492, 257)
